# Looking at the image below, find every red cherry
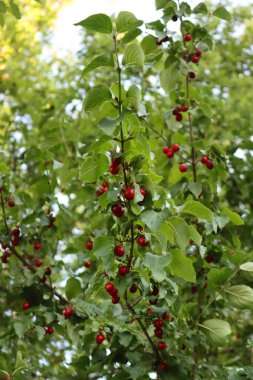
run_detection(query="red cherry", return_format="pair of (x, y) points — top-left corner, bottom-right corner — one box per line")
(112, 157), (121, 166)
(45, 326), (54, 334)
(118, 265), (129, 276)
(188, 71), (196, 79)
(151, 285), (159, 296)
(112, 295), (120, 304)
(179, 164), (188, 173)
(147, 308), (154, 314)
(34, 242), (41, 250)
(236, 333), (241, 340)
(85, 261), (92, 268)
(109, 165), (120, 175)
(44, 267), (51, 276)
(192, 55), (199, 63)
(63, 307), (73, 318)
(40, 276), (47, 284)
(109, 287), (118, 296)
(181, 104), (188, 112)
(175, 113), (183, 122)
(35, 259), (42, 267)
(196, 49), (202, 57)
(172, 144), (180, 152)
(191, 286), (198, 294)
(102, 182), (109, 188)
(129, 283), (138, 293)
(12, 228), (20, 237)
(154, 328), (163, 338)
(7, 199), (15, 207)
(167, 149), (174, 158)
(159, 361), (168, 371)
(162, 146), (170, 154)
(96, 333), (105, 344)
(140, 188), (147, 198)
(157, 341), (167, 350)
(206, 160), (214, 170)
(205, 255), (214, 263)
(1, 255), (9, 264)
(105, 282), (114, 292)
(86, 241), (93, 250)
(162, 312), (170, 320)
(96, 189), (103, 197)
(200, 156), (209, 164)
(154, 319), (163, 329)
(137, 235), (148, 247)
(12, 237), (19, 246)
(22, 301), (30, 310)
(124, 187), (135, 201)
(101, 186), (108, 193)
(172, 107), (180, 115)
(229, 249), (235, 255)
(114, 244), (125, 257)
(111, 203), (125, 218)
(184, 33), (191, 42)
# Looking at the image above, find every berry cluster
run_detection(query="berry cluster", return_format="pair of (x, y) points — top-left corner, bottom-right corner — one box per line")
(96, 181), (109, 197)
(105, 281), (120, 304)
(200, 156), (214, 170)
(109, 156), (121, 175)
(162, 144), (180, 159)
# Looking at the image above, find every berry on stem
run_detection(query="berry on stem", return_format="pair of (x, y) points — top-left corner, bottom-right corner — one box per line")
(172, 144), (180, 152)
(176, 113), (183, 122)
(105, 282), (114, 292)
(188, 71), (196, 79)
(140, 188), (147, 198)
(114, 244), (125, 257)
(124, 187), (135, 201)
(157, 341), (167, 350)
(35, 259), (43, 267)
(154, 328), (163, 338)
(45, 326), (54, 334)
(85, 261), (92, 268)
(86, 241), (93, 250)
(111, 203), (125, 218)
(159, 361), (168, 371)
(22, 301), (30, 310)
(7, 199), (15, 207)
(179, 164), (188, 173)
(34, 242), (41, 250)
(201, 156), (209, 164)
(167, 149), (174, 158)
(154, 319), (163, 328)
(181, 104), (188, 112)
(112, 295), (120, 304)
(109, 165), (120, 175)
(129, 283), (138, 293)
(118, 265), (129, 276)
(96, 334), (105, 344)
(162, 146), (170, 154)
(184, 33), (191, 42)
(196, 49), (202, 57)
(63, 306), (73, 318)
(192, 55), (199, 63)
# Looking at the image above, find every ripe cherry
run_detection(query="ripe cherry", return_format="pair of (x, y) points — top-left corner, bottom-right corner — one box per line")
(172, 144), (180, 152)
(45, 267), (52, 276)
(162, 146), (170, 154)
(157, 341), (167, 350)
(114, 244), (125, 257)
(192, 55), (199, 63)
(179, 164), (188, 173)
(196, 49), (202, 57)
(140, 188), (147, 198)
(154, 328), (163, 338)
(159, 361), (168, 371)
(181, 104), (188, 112)
(162, 312), (170, 320)
(86, 241), (93, 250)
(137, 235), (148, 247)
(105, 282), (114, 292)
(109, 287), (118, 296)
(206, 160), (214, 170)
(176, 113), (183, 122)
(118, 265), (129, 276)
(45, 326), (54, 334)
(129, 283), (138, 293)
(96, 189), (103, 197)
(188, 71), (196, 79)
(35, 259), (43, 267)
(112, 295), (120, 304)
(172, 107), (180, 115)
(112, 157), (121, 166)
(85, 261), (92, 268)
(34, 242), (41, 250)
(154, 319), (163, 329)
(7, 199), (15, 207)
(12, 228), (20, 237)
(201, 156), (209, 164)
(102, 182), (109, 188)
(205, 255), (214, 263)
(167, 149), (174, 158)
(184, 33), (191, 42)
(147, 308), (154, 314)
(63, 307), (73, 318)
(109, 165), (120, 175)
(111, 203), (125, 218)
(96, 333), (105, 344)
(229, 249), (235, 255)
(22, 301), (30, 310)
(191, 286), (198, 294)
(124, 187), (135, 201)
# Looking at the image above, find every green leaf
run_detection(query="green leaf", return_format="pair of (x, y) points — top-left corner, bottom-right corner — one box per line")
(155, 0), (176, 10)
(167, 216), (189, 250)
(213, 6), (231, 21)
(93, 236), (112, 258)
(79, 155), (109, 183)
(83, 85), (112, 111)
(122, 28), (142, 43)
(14, 322), (26, 338)
(188, 225), (202, 246)
(170, 249), (196, 283)
(225, 285), (253, 309)
(0, 356), (8, 371)
(116, 11), (143, 33)
(160, 63), (180, 92)
(10, 1), (21, 19)
(99, 117), (119, 136)
(200, 319), (231, 345)
(127, 84), (142, 110)
(74, 13), (112, 34)
(240, 262), (253, 273)
(141, 209), (169, 232)
(83, 54), (114, 75)
(207, 268), (233, 288)
(0, 1), (6, 12)
(188, 182), (202, 198)
(193, 2), (208, 14)
(182, 200), (213, 222)
(142, 252), (171, 282)
(65, 277), (82, 300)
(123, 43), (144, 69)
(221, 208), (244, 226)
